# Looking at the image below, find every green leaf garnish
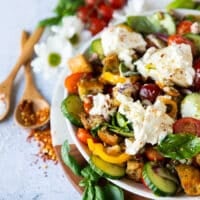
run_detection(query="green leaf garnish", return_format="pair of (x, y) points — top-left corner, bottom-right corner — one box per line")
(157, 133), (200, 160)
(61, 140), (82, 176)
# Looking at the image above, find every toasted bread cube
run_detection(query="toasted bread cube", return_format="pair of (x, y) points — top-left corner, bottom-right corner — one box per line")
(175, 164), (200, 196)
(68, 54), (92, 73)
(78, 79), (104, 100)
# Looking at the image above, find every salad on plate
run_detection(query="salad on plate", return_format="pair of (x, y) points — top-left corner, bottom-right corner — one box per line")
(61, 10), (200, 197)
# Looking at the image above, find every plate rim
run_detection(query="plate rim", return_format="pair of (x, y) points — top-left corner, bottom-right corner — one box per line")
(51, 8), (200, 200)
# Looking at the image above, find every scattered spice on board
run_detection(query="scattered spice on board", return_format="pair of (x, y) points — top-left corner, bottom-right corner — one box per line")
(19, 99), (49, 126)
(27, 125), (58, 163)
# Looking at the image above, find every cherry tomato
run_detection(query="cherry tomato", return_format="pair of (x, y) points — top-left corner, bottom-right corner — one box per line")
(139, 83), (161, 103)
(177, 20), (192, 35)
(85, 0), (101, 6)
(193, 58), (200, 91)
(108, 0), (126, 9)
(168, 34), (196, 55)
(173, 117), (200, 136)
(83, 96), (93, 114)
(99, 3), (113, 21)
(64, 72), (87, 94)
(77, 128), (94, 144)
(77, 6), (97, 22)
(145, 146), (165, 161)
(89, 18), (106, 35)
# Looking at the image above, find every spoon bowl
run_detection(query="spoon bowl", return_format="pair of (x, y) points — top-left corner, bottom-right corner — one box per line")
(15, 97), (50, 129)
(0, 27), (44, 121)
(14, 31), (50, 129)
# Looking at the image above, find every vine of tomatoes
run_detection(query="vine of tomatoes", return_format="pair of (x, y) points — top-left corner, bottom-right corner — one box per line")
(77, 0), (127, 35)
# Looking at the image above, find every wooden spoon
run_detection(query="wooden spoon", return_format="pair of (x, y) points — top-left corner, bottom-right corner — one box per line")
(14, 31), (50, 129)
(0, 27), (44, 121)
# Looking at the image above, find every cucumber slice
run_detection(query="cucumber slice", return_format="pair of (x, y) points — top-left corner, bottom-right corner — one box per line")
(142, 162), (177, 196)
(181, 93), (200, 120)
(90, 38), (104, 58)
(90, 155), (125, 179)
(61, 94), (84, 127)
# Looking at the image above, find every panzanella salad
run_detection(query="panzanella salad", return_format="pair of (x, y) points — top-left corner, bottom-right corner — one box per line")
(61, 11), (200, 197)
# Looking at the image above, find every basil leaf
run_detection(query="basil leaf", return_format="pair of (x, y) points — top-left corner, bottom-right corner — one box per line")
(102, 183), (124, 200)
(94, 186), (105, 200)
(81, 165), (100, 182)
(54, 0), (84, 16)
(166, 0), (195, 10)
(38, 16), (62, 27)
(157, 133), (200, 160)
(61, 140), (82, 176)
(82, 183), (95, 200)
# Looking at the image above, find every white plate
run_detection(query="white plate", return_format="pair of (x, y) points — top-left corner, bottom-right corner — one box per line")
(51, 9), (200, 200)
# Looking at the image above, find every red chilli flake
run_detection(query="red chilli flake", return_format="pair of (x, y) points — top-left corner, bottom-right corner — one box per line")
(27, 125), (58, 164)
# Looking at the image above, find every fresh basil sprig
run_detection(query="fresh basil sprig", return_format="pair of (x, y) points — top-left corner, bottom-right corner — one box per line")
(61, 140), (82, 176)
(157, 133), (200, 160)
(38, 0), (84, 27)
(61, 140), (124, 200)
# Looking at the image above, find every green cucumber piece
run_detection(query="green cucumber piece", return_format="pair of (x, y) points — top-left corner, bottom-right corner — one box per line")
(185, 33), (200, 52)
(116, 112), (128, 128)
(181, 93), (200, 120)
(90, 38), (104, 58)
(90, 155), (125, 179)
(61, 94), (84, 127)
(142, 162), (177, 196)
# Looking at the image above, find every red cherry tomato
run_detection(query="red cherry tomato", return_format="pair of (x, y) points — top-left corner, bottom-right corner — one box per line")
(168, 34), (196, 54)
(89, 18), (106, 35)
(99, 3), (113, 21)
(64, 72), (88, 94)
(193, 58), (200, 91)
(85, 0), (102, 6)
(177, 20), (192, 35)
(83, 96), (93, 114)
(145, 146), (165, 161)
(108, 0), (126, 9)
(77, 128), (93, 144)
(173, 117), (200, 136)
(139, 83), (161, 103)
(77, 6), (97, 22)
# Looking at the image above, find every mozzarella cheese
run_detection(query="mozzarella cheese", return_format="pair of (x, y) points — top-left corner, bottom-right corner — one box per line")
(116, 92), (174, 155)
(135, 43), (194, 87)
(89, 93), (115, 120)
(101, 26), (146, 69)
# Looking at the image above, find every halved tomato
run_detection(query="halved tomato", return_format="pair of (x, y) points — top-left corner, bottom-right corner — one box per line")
(173, 117), (200, 136)
(145, 146), (165, 161)
(64, 72), (90, 94)
(177, 20), (192, 35)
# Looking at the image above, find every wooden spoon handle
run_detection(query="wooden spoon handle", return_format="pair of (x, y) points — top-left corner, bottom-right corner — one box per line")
(5, 27), (44, 82)
(20, 31), (43, 99)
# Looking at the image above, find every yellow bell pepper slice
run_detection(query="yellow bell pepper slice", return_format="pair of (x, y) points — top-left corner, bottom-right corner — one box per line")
(87, 139), (130, 164)
(99, 72), (126, 85)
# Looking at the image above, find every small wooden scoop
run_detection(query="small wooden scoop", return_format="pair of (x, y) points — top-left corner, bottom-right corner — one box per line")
(14, 31), (50, 129)
(0, 27), (44, 121)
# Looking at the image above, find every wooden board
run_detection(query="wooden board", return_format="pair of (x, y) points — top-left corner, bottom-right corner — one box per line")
(55, 145), (150, 200)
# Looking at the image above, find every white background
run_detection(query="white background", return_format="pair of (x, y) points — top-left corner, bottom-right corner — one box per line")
(0, 0), (169, 200)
